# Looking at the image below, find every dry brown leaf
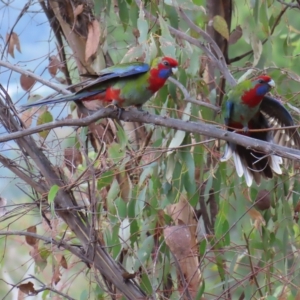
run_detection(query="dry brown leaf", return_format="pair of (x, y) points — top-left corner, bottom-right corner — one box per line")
(132, 28), (140, 39)
(295, 289), (300, 300)
(60, 255), (68, 269)
(229, 25), (243, 45)
(20, 72), (36, 91)
(85, 19), (101, 62)
(29, 246), (47, 265)
(164, 226), (191, 259)
(25, 226), (37, 247)
(20, 109), (34, 128)
(248, 208), (266, 229)
(17, 289), (25, 300)
(164, 226), (202, 297)
(0, 197), (7, 217)
(52, 264), (62, 285)
(255, 189), (271, 211)
(6, 32), (21, 58)
(56, 254), (68, 269)
(48, 56), (60, 77)
(64, 147), (83, 173)
(18, 282), (36, 295)
(166, 196), (198, 249)
(73, 4), (84, 18)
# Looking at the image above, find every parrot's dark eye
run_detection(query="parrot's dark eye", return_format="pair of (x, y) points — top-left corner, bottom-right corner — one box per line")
(258, 79), (265, 84)
(163, 61), (170, 67)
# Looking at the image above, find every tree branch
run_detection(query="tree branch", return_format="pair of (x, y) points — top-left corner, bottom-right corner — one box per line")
(0, 107), (299, 161)
(0, 60), (71, 95)
(168, 77), (220, 111)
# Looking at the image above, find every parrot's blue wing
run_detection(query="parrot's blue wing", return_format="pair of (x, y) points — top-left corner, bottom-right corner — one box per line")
(80, 63), (150, 93)
(223, 101), (234, 126)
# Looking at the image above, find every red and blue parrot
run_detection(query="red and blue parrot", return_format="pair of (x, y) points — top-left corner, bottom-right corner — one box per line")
(21, 56), (178, 112)
(221, 75), (300, 186)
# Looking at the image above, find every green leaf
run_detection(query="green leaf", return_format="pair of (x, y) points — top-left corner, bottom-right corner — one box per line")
(212, 15), (229, 40)
(186, 49), (200, 76)
(250, 34), (262, 66)
(42, 290), (50, 300)
(48, 185), (59, 203)
(115, 197), (127, 219)
(37, 111), (53, 139)
(80, 290), (89, 300)
(137, 5), (149, 44)
(167, 103), (191, 155)
(97, 170), (114, 190)
(199, 239), (206, 256)
(118, 0), (129, 31)
(140, 272), (152, 294)
(115, 122), (128, 149)
(164, 0), (205, 11)
(108, 143), (125, 164)
(195, 281), (205, 300)
(158, 15), (176, 58)
(134, 235), (154, 269)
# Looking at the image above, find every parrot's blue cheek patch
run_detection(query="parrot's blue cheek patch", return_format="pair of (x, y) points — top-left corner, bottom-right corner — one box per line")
(256, 84), (270, 96)
(158, 69), (172, 79)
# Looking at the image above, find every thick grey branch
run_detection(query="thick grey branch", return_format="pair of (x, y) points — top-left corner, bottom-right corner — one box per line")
(1, 107), (300, 161)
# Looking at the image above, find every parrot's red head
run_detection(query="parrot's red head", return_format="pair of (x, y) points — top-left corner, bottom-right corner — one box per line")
(148, 56), (178, 93)
(242, 75), (275, 107)
(156, 57), (178, 77)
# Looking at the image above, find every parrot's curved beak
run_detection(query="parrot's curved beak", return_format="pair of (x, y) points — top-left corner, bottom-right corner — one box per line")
(171, 67), (178, 74)
(268, 79), (275, 88)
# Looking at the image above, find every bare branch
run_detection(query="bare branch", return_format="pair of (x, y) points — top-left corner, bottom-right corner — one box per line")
(0, 60), (71, 95)
(277, 0), (300, 8)
(168, 77), (220, 111)
(0, 107), (299, 161)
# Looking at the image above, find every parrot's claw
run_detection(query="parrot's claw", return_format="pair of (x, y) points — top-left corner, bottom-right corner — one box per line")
(135, 105), (149, 115)
(136, 105), (144, 112)
(116, 106), (125, 119)
(242, 126), (249, 133)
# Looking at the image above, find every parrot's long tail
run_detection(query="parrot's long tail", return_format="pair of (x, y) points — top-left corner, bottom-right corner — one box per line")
(220, 142), (282, 187)
(19, 90), (102, 111)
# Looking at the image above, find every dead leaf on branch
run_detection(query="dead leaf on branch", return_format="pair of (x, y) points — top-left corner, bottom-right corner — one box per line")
(164, 226), (202, 298)
(20, 72), (36, 91)
(73, 4), (84, 18)
(6, 32), (21, 58)
(55, 254), (68, 269)
(20, 109), (34, 128)
(48, 55), (63, 77)
(0, 197), (7, 217)
(52, 264), (62, 285)
(229, 25), (243, 45)
(18, 282), (36, 295)
(64, 147), (83, 173)
(25, 226), (37, 247)
(85, 19), (101, 62)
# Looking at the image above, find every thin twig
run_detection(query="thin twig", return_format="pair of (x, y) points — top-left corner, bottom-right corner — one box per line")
(0, 60), (71, 95)
(1, 1), (32, 60)
(168, 77), (220, 111)
(277, 0), (300, 8)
